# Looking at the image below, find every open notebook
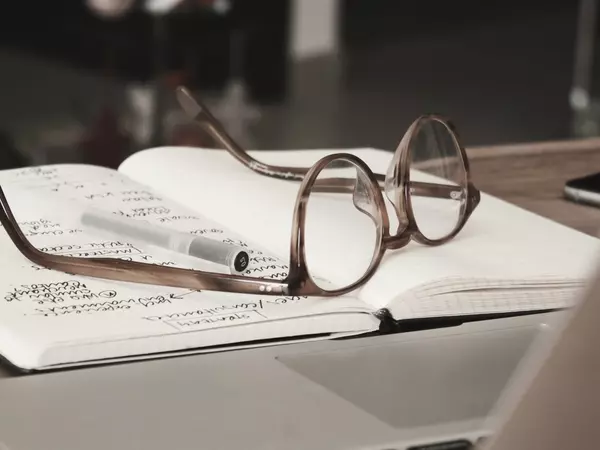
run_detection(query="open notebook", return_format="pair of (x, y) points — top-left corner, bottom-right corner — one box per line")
(0, 146), (598, 371)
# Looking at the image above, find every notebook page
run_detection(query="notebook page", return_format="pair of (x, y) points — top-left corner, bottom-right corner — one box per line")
(0, 164), (377, 370)
(120, 147), (401, 288)
(390, 285), (581, 320)
(119, 146), (600, 316)
(361, 191), (600, 312)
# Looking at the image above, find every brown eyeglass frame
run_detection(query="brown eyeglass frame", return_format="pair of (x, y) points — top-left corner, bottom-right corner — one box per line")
(0, 87), (480, 298)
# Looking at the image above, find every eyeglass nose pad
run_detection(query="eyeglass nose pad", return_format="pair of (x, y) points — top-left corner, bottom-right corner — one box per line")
(384, 159), (400, 211)
(352, 169), (379, 223)
(384, 156), (410, 233)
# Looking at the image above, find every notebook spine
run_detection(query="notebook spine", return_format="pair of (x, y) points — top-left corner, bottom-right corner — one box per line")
(374, 308), (400, 333)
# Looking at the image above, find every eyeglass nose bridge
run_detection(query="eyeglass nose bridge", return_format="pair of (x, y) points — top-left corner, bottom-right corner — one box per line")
(382, 233), (411, 250)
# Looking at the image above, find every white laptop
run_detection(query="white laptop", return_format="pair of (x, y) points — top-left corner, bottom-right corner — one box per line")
(0, 298), (587, 450)
(479, 255), (600, 450)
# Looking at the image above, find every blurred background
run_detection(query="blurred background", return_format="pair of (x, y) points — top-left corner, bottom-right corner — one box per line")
(0, 0), (597, 170)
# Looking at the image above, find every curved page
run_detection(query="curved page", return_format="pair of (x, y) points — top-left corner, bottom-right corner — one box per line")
(119, 147), (600, 319)
(0, 164), (377, 370)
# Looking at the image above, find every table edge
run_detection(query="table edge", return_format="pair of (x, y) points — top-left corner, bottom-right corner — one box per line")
(467, 137), (600, 159)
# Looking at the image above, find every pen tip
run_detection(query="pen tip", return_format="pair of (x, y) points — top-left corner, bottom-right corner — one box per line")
(176, 86), (202, 118)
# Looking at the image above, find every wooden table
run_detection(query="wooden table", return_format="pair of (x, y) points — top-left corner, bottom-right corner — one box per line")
(467, 137), (600, 237)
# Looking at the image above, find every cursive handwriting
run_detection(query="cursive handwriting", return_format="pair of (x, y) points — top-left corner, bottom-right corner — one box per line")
(115, 206), (171, 218)
(167, 310), (264, 331)
(8, 219), (84, 237)
(120, 190), (163, 203)
(38, 241), (143, 259)
(142, 300), (264, 322)
(158, 215), (200, 223)
(190, 228), (223, 236)
(4, 281), (117, 305)
(85, 192), (114, 201)
(265, 296), (306, 305)
(34, 294), (175, 316)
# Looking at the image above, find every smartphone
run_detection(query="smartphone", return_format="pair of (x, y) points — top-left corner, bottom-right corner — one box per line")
(564, 172), (600, 206)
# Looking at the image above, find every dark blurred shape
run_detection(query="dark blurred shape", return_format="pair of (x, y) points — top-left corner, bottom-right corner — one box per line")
(340, 0), (567, 48)
(0, 0), (586, 164)
(86, 0), (137, 19)
(332, 0), (579, 148)
(569, 0), (600, 138)
(231, 0), (290, 103)
(76, 106), (131, 168)
(0, 130), (29, 170)
(168, 122), (217, 147)
(0, 0), (290, 102)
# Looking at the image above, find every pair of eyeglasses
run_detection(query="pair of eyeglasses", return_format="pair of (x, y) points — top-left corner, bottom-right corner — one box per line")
(0, 87), (480, 297)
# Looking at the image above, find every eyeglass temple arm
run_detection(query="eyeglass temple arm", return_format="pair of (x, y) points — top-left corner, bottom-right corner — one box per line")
(0, 187), (289, 295)
(302, 177), (461, 200)
(176, 86), (457, 200)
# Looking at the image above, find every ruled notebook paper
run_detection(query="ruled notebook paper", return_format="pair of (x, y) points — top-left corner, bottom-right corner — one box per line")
(120, 146), (600, 321)
(388, 278), (581, 319)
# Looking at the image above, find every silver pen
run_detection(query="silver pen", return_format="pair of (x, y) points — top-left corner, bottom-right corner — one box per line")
(80, 208), (250, 274)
